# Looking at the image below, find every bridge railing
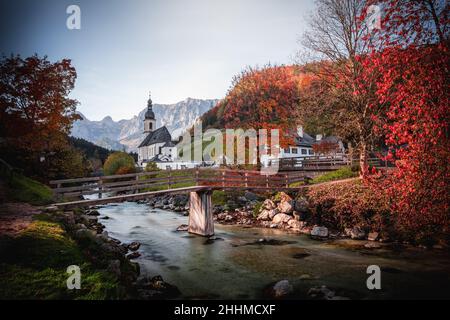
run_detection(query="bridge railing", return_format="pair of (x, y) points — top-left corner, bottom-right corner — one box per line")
(50, 168), (311, 199)
(276, 155), (393, 171)
(50, 168), (198, 199)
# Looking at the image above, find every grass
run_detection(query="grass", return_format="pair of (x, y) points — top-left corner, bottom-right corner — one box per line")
(311, 167), (358, 184)
(0, 216), (121, 299)
(3, 172), (53, 205)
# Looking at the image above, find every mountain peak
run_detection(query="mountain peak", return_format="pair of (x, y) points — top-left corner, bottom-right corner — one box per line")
(102, 116), (114, 122)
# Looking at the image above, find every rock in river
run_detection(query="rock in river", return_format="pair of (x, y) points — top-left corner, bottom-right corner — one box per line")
(176, 224), (189, 232)
(350, 227), (366, 240)
(269, 280), (293, 299)
(127, 241), (141, 251)
(310, 226), (329, 239)
(127, 252), (141, 259)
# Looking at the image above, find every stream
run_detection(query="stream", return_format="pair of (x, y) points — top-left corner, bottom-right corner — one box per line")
(97, 201), (450, 299)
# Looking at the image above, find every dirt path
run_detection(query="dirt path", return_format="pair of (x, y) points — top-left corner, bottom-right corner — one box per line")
(0, 202), (41, 237)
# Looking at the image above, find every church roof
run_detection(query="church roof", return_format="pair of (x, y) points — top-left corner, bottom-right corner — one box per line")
(138, 126), (172, 148)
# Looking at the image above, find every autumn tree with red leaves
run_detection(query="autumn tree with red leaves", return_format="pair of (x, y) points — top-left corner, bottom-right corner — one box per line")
(362, 0), (450, 240)
(0, 55), (83, 179)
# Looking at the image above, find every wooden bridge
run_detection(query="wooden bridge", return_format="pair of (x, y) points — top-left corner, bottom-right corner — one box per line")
(50, 155), (391, 237)
(50, 168), (310, 237)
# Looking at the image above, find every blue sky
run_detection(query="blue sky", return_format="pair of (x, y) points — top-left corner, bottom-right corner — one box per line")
(0, 0), (315, 120)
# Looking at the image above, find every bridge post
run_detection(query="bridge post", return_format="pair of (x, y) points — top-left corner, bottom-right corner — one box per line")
(188, 190), (214, 236)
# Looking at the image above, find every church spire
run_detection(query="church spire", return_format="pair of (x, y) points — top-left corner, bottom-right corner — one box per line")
(145, 91), (155, 120)
(144, 91), (156, 133)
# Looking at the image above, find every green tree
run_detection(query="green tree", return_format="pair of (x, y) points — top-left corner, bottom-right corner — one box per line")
(103, 152), (136, 176)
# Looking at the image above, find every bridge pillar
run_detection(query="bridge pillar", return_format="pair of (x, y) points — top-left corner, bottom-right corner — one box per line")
(188, 190), (214, 236)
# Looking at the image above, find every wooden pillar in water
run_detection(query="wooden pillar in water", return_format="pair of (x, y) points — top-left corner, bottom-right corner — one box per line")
(188, 190), (214, 236)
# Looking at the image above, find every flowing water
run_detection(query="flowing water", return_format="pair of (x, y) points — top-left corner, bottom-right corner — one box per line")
(98, 201), (450, 299)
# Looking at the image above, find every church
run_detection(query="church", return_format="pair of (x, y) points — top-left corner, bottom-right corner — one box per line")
(137, 94), (177, 168)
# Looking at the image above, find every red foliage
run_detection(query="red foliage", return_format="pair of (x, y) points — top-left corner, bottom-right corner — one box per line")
(222, 65), (310, 147)
(361, 0), (450, 237)
(366, 45), (450, 235)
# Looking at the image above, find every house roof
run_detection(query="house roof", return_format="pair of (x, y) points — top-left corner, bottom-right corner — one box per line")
(138, 126), (172, 148)
(293, 132), (316, 147)
(316, 136), (341, 144)
(162, 141), (176, 148)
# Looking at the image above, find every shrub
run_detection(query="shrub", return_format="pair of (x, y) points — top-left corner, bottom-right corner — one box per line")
(307, 179), (390, 233)
(253, 201), (263, 218)
(103, 152), (136, 176)
(145, 162), (160, 172)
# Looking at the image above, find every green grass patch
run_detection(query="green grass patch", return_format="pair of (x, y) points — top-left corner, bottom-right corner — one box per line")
(212, 190), (227, 205)
(0, 216), (121, 299)
(4, 172), (53, 205)
(311, 167), (358, 184)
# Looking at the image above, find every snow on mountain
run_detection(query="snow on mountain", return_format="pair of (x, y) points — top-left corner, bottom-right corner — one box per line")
(71, 98), (219, 152)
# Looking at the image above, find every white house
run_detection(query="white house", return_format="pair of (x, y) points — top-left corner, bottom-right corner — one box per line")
(261, 126), (345, 167)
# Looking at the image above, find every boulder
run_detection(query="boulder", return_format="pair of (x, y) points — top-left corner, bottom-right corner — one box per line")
(127, 252), (141, 259)
(217, 213), (227, 220)
(310, 226), (328, 239)
(244, 191), (258, 201)
(237, 196), (248, 205)
(350, 227), (366, 240)
(270, 223), (278, 229)
(288, 220), (306, 231)
(308, 285), (335, 300)
(364, 242), (382, 249)
(277, 192), (292, 203)
(257, 209), (271, 221)
(368, 232), (379, 241)
(87, 210), (100, 216)
(272, 213), (292, 224)
(74, 228), (96, 240)
(262, 199), (276, 210)
(271, 280), (293, 298)
(127, 241), (141, 251)
(176, 224), (189, 232)
(277, 200), (293, 214)
(294, 197), (309, 213)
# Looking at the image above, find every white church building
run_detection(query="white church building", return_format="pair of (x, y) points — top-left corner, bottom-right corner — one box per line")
(137, 94), (177, 168)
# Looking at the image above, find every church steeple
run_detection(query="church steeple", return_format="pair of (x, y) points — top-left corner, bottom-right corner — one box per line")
(144, 92), (156, 133)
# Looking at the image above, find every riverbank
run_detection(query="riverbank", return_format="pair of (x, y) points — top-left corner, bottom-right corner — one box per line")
(0, 202), (179, 299)
(145, 185), (449, 249)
